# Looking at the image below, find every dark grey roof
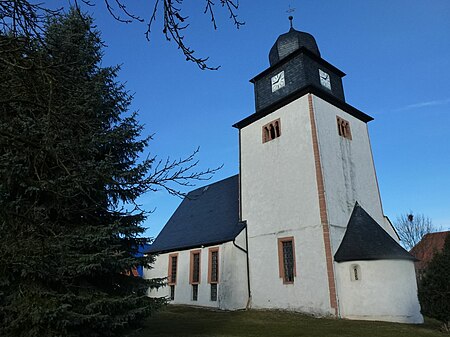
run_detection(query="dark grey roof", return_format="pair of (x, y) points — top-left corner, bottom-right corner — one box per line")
(334, 203), (417, 262)
(145, 175), (244, 254)
(233, 85), (373, 130)
(269, 27), (320, 66)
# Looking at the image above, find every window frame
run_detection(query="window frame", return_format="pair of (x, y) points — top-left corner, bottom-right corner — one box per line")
(262, 118), (281, 143)
(167, 253), (178, 286)
(277, 236), (297, 284)
(336, 116), (352, 140)
(169, 284), (175, 300)
(190, 250), (201, 285)
(192, 284), (199, 301)
(350, 264), (361, 282)
(208, 247), (219, 284)
(210, 283), (218, 302)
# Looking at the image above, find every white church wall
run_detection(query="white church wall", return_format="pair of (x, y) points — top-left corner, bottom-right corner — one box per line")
(240, 95), (334, 315)
(144, 239), (248, 310)
(247, 226), (333, 315)
(218, 232), (249, 310)
(335, 260), (423, 323)
(310, 95), (398, 253)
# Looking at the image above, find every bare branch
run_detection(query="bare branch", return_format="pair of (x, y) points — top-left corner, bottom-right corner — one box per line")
(0, 1), (62, 38)
(221, 0), (244, 29)
(0, 1), (244, 70)
(204, 0), (217, 30)
(394, 212), (441, 250)
(144, 147), (223, 197)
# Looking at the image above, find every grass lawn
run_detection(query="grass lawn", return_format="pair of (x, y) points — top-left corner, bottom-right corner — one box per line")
(135, 305), (446, 337)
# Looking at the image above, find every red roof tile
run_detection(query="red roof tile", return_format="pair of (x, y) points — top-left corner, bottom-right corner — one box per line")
(410, 231), (449, 270)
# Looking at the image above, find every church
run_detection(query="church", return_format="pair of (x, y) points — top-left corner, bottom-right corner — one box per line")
(144, 18), (423, 324)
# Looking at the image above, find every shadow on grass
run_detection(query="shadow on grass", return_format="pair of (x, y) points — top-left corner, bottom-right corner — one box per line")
(134, 305), (446, 337)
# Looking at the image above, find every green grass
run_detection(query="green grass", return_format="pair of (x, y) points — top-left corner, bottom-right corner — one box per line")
(134, 305), (446, 337)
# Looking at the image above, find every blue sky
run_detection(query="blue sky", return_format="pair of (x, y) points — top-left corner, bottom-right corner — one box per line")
(79, 1), (450, 237)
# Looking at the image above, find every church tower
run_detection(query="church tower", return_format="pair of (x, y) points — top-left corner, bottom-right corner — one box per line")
(233, 18), (422, 322)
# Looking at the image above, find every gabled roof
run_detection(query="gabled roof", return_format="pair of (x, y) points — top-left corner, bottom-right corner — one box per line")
(410, 231), (449, 270)
(145, 175), (244, 254)
(334, 203), (417, 262)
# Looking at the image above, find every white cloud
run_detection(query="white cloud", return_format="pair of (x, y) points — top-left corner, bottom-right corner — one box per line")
(394, 98), (450, 112)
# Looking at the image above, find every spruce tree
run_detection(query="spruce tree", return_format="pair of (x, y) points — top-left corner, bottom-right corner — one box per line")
(0, 11), (167, 336)
(418, 233), (450, 332)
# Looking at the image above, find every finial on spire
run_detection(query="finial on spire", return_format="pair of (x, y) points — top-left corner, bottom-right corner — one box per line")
(286, 4), (296, 30)
(288, 15), (294, 29)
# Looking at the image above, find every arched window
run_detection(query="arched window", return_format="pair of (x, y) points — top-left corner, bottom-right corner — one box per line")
(336, 116), (352, 140)
(337, 118), (343, 136)
(275, 121), (280, 138)
(264, 127), (270, 142)
(262, 119), (281, 143)
(269, 124), (276, 140)
(350, 264), (361, 281)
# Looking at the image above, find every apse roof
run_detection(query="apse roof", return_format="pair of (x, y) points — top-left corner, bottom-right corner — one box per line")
(145, 175), (244, 254)
(334, 203), (417, 262)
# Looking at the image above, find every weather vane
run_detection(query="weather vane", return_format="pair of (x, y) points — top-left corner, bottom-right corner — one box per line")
(286, 4), (296, 29)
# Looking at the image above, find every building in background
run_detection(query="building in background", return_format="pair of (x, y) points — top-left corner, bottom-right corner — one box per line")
(410, 231), (450, 279)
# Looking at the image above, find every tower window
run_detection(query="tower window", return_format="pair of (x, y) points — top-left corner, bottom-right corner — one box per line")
(337, 116), (352, 140)
(270, 124), (276, 139)
(277, 237), (296, 284)
(262, 119), (281, 143)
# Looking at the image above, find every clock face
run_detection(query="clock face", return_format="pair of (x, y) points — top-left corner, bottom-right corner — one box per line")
(271, 71), (285, 92)
(319, 69), (331, 90)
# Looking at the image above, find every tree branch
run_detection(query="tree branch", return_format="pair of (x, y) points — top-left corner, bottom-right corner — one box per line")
(0, 1), (244, 70)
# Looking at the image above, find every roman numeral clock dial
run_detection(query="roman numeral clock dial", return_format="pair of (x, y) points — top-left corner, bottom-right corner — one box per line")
(271, 71), (285, 92)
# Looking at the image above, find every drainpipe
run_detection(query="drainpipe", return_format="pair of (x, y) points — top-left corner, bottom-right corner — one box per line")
(233, 220), (251, 309)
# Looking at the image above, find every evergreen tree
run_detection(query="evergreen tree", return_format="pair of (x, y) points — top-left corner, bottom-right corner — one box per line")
(418, 233), (450, 332)
(0, 11), (174, 336)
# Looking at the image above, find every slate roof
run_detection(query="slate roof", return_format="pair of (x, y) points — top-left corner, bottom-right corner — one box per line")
(145, 175), (244, 254)
(269, 27), (321, 66)
(334, 203), (417, 262)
